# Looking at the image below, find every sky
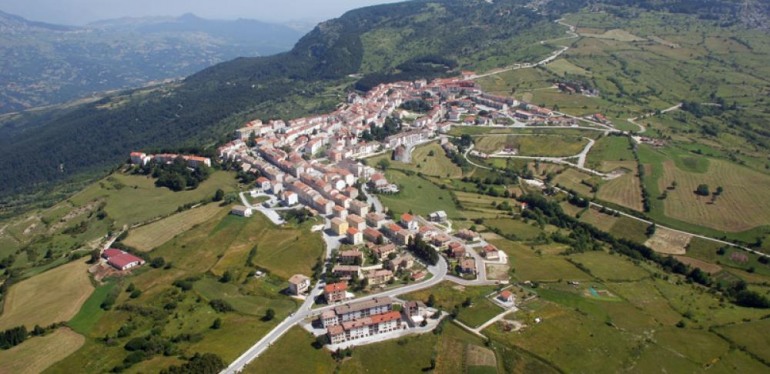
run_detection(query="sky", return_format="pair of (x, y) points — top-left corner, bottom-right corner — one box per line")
(0, 0), (403, 26)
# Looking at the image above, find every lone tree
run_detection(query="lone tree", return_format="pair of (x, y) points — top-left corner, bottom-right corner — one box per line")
(695, 184), (710, 196)
(715, 186), (724, 195)
(263, 308), (275, 321)
(377, 158), (390, 171)
(646, 223), (657, 238)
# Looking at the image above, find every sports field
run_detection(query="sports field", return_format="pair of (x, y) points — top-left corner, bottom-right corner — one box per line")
(0, 260), (93, 330)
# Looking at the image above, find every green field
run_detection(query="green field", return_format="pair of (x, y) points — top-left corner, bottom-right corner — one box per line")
(567, 251), (650, 281)
(69, 171), (238, 227)
(243, 327), (336, 374)
(0, 328), (85, 374)
(67, 280), (120, 335)
(474, 134), (589, 157)
(377, 170), (459, 218)
(401, 281), (501, 327)
(123, 203), (225, 251)
(585, 136), (635, 170)
(367, 142), (463, 179)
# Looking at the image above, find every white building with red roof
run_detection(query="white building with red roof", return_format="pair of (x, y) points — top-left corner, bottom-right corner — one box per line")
(102, 249), (145, 271)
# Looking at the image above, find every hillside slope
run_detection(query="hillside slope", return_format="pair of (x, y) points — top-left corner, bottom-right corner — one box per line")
(0, 0), (562, 202)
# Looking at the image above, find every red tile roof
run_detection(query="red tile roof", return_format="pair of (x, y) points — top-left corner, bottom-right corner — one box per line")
(324, 282), (348, 293)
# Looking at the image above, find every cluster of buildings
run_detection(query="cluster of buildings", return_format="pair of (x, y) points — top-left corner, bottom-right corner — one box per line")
(129, 152), (212, 168)
(320, 296), (432, 345)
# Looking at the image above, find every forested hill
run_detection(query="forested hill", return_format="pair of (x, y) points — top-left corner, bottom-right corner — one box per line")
(0, 0), (767, 208)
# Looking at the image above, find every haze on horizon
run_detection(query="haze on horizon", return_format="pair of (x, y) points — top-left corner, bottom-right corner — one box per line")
(0, 0), (403, 26)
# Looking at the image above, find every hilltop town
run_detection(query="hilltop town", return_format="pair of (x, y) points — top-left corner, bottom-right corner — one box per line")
(124, 75), (621, 357)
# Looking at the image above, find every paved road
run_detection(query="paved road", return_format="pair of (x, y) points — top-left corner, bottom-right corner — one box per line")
(222, 251), (449, 373)
(239, 191), (285, 225)
(627, 103), (682, 134)
(362, 184), (384, 214)
(462, 143), (768, 259)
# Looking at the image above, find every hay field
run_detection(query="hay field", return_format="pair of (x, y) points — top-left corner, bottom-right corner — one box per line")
(0, 328), (85, 374)
(644, 227), (691, 255)
(659, 159), (770, 232)
(123, 203), (224, 251)
(581, 29), (646, 42)
(0, 260), (93, 330)
(597, 161), (643, 211)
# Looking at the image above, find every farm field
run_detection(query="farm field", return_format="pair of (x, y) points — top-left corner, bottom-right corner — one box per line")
(607, 216), (649, 244)
(243, 327), (336, 374)
(596, 162), (643, 211)
(644, 226), (691, 255)
(69, 171), (238, 227)
(585, 136), (635, 170)
(0, 260), (93, 330)
(490, 240), (591, 282)
(0, 328), (85, 374)
(473, 134), (589, 157)
(401, 282), (500, 327)
(122, 203), (225, 251)
(714, 319), (770, 364)
(568, 251), (650, 281)
(553, 168), (596, 196)
(657, 157), (770, 232)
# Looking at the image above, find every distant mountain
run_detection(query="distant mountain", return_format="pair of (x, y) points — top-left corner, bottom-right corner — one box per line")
(0, 11), (303, 113)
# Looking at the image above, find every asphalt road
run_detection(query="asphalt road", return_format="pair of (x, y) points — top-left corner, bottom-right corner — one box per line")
(222, 249), (449, 373)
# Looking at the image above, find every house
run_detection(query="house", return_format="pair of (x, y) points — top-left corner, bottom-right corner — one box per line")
(482, 244), (500, 260)
(339, 250), (364, 265)
(498, 290), (514, 303)
(456, 229), (479, 241)
(387, 253), (414, 271)
(281, 191), (299, 206)
(349, 200), (369, 216)
(366, 212), (388, 228)
(256, 177), (271, 190)
(288, 274), (311, 295)
(459, 258), (477, 275)
(346, 228), (364, 245)
(372, 243), (397, 260)
(428, 211), (447, 222)
(411, 270), (427, 281)
(330, 217), (349, 236)
(346, 214), (367, 231)
(448, 242), (466, 258)
(230, 205), (253, 218)
(365, 269), (393, 285)
(332, 265), (361, 279)
(394, 229), (414, 246)
(400, 213), (419, 231)
(363, 227), (384, 244)
(333, 205), (348, 219)
(403, 300), (428, 324)
(102, 249), (145, 271)
(129, 152), (149, 165)
(324, 282), (348, 304)
(432, 234), (452, 248)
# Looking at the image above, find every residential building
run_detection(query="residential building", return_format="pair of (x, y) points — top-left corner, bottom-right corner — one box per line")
(482, 244), (500, 260)
(346, 214), (367, 231)
(331, 217), (349, 236)
(403, 300), (428, 324)
(324, 282), (348, 304)
(288, 274), (311, 295)
(332, 265), (361, 279)
(428, 210), (448, 222)
(371, 243), (397, 260)
(326, 310), (402, 345)
(349, 200), (369, 216)
(363, 227), (384, 244)
(448, 242), (466, 258)
(366, 212), (387, 228)
(346, 228), (364, 245)
(366, 269), (393, 285)
(231, 205), (253, 217)
(400, 213), (419, 231)
(459, 258), (477, 275)
(339, 250), (364, 265)
(498, 290), (514, 303)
